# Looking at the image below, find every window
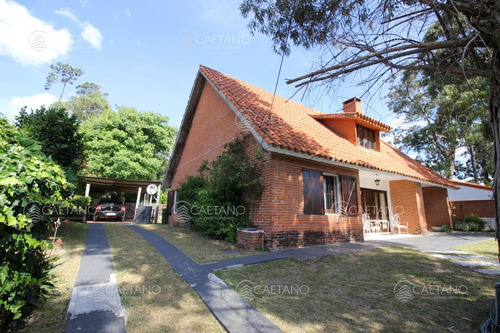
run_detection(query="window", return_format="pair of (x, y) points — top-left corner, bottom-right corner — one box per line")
(356, 125), (376, 150)
(324, 175), (341, 214)
(303, 169), (359, 216)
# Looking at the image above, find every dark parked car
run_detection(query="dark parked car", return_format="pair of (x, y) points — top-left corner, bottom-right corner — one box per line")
(93, 200), (126, 222)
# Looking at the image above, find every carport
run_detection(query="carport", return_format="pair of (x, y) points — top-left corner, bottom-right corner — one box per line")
(82, 176), (162, 222)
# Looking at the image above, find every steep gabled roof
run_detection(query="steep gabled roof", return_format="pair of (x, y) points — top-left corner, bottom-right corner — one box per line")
(200, 66), (455, 188)
(163, 65), (456, 188)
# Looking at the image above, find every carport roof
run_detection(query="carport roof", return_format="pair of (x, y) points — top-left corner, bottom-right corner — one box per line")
(82, 176), (161, 193)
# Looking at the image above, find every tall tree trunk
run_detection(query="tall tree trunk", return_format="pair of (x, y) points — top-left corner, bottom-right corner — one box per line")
(59, 82), (67, 102)
(491, 48), (500, 262)
(469, 145), (479, 183)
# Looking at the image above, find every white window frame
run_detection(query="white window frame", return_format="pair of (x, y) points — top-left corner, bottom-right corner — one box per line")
(323, 173), (341, 215)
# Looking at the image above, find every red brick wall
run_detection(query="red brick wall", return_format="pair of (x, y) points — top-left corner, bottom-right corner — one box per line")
(250, 153), (363, 249)
(237, 229), (265, 250)
(389, 180), (428, 234)
(422, 187), (452, 228)
(170, 82), (241, 190)
(451, 200), (495, 218)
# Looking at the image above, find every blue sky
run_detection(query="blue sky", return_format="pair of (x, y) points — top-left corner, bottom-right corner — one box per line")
(0, 0), (395, 128)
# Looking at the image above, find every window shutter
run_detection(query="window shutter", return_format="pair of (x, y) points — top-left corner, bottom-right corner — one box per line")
(340, 176), (359, 216)
(166, 190), (176, 216)
(303, 169), (325, 215)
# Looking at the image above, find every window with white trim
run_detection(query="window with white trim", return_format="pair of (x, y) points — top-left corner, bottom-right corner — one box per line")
(324, 175), (341, 214)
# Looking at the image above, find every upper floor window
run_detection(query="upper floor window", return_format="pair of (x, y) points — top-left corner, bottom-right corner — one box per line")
(356, 125), (376, 150)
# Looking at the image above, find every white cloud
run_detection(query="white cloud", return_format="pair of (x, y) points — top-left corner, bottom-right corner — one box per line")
(2, 93), (58, 120)
(81, 21), (102, 49)
(10, 93), (58, 110)
(0, 0), (73, 66)
(54, 7), (78, 23)
(123, 8), (131, 17)
(55, 6), (102, 49)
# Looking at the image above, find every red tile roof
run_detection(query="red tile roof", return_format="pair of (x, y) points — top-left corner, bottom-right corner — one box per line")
(199, 65), (456, 188)
(449, 179), (492, 190)
(310, 113), (392, 132)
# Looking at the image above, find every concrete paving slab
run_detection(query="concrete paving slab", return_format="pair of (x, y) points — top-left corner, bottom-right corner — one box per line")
(451, 260), (500, 267)
(430, 254), (491, 260)
(65, 224), (126, 333)
(421, 250), (470, 254)
(475, 269), (500, 276)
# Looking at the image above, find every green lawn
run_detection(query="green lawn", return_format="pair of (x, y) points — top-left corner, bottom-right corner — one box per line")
(138, 223), (257, 263)
(216, 247), (496, 333)
(20, 221), (89, 333)
(104, 224), (223, 333)
(454, 238), (498, 260)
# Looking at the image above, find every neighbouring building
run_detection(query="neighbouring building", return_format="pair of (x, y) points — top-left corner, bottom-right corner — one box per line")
(448, 180), (495, 228)
(163, 65), (457, 249)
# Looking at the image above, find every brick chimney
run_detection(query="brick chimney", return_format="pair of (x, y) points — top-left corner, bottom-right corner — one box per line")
(342, 97), (362, 114)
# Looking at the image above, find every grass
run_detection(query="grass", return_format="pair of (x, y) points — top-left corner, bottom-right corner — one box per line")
(454, 238), (498, 260)
(18, 221), (89, 333)
(216, 247), (497, 333)
(138, 223), (256, 263)
(103, 224), (224, 333)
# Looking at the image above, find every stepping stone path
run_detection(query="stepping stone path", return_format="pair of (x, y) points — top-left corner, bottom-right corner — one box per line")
(423, 250), (500, 275)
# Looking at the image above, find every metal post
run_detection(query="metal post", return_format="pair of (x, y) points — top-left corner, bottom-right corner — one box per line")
(495, 282), (500, 325)
(154, 185), (161, 223)
(134, 187), (142, 222)
(83, 183), (91, 223)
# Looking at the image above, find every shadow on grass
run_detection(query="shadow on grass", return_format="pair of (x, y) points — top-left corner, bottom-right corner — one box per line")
(217, 247), (496, 333)
(103, 224), (224, 333)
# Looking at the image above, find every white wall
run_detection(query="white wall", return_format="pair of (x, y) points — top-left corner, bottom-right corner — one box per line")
(448, 184), (492, 201)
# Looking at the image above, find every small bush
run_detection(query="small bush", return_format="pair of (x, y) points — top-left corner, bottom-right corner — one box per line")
(453, 214), (485, 232)
(441, 225), (452, 233)
(464, 214), (485, 231)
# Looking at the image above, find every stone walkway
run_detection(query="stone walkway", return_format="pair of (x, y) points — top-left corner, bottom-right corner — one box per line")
(66, 224), (126, 333)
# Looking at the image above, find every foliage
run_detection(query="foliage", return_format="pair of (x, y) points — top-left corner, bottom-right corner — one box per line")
(454, 214), (486, 232)
(79, 107), (177, 181)
(387, 71), (493, 181)
(45, 62), (84, 102)
(51, 82), (111, 122)
(177, 135), (266, 243)
(0, 117), (72, 326)
(441, 225), (452, 233)
(16, 106), (83, 182)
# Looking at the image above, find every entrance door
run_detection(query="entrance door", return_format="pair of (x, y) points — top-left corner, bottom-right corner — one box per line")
(361, 188), (389, 222)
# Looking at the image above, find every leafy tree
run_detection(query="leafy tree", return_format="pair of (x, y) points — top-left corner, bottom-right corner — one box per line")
(0, 117), (71, 326)
(387, 71), (493, 182)
(45, 62), (84, 102)
(240, 0), (500, 259)
(79, 107), (177, 181)
(16, 106), (83, 182)
(177, 135), (266, 242)
(51, 82), (111, 122)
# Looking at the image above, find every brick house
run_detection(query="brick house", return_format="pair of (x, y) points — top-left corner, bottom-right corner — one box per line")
(448, 180), (494, 227)
(163, 65), (457, 249)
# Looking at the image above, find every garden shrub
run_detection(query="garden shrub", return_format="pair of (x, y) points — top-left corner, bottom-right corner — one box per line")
(441, 224), (452, 233)
(453, 214), (486, 232)
(177, 135), (265, 243)
(0, 118), (71, 327)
